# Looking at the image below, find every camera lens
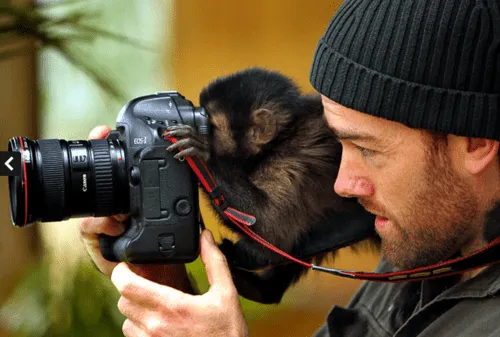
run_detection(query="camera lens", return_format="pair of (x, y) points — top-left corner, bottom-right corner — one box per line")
(8, 137), (129, 227)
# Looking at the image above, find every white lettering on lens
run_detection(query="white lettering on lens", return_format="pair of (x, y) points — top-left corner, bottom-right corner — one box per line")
(82, 174), (88, 192)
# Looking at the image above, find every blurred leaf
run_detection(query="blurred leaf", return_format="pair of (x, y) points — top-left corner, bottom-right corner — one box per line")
(45, 39), (126, 101)
(0, 0), (157, 101)
(67, 21), (158, 51)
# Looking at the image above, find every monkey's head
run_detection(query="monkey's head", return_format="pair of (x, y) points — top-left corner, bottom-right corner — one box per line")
(199, 67), (310, 160)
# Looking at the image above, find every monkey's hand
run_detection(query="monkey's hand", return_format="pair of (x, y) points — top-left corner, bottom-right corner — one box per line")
(218, 238), (239, 265)
(219, 238), (275, 270)
(219, 238), (298, 304)
(165, 125), (210, 161)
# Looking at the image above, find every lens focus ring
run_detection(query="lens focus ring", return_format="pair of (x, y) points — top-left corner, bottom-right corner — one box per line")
(37, 140), (66, 221)
(91, 140), (114, 215)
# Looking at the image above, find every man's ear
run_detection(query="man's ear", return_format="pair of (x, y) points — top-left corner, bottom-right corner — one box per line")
(461, 137), (500, 175)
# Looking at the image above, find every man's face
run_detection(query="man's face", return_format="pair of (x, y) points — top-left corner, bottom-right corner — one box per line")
(322, 96), (479, 270)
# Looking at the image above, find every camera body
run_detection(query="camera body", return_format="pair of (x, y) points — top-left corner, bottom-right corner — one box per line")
(101, 91), (208, 263)
(8, 91), (209, 264)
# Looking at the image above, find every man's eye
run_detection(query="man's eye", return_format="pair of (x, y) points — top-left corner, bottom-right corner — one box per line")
(354, 145), (375, 157)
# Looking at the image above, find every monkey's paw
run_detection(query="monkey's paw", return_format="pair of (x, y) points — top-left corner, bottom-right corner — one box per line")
(165, 125), (210, 161)
(218, 238), (238, 264)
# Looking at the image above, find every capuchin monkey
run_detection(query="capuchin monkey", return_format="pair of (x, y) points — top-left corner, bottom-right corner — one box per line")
(166, 67), (378, 304)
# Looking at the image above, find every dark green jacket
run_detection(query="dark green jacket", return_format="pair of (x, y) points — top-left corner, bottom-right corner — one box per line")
(313, 258), (500, 337)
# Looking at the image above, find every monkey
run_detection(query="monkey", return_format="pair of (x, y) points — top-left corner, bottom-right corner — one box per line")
(166, 67), (378, 304)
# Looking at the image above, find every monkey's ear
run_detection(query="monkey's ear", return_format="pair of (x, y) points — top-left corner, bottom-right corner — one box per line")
(250, 108), (278, 147)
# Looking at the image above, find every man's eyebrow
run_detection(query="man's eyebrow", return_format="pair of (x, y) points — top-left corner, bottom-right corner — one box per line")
(329, 125), (379, 143)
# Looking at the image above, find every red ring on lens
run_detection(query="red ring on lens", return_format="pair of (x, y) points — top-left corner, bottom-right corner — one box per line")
(18, 136), (28, 227)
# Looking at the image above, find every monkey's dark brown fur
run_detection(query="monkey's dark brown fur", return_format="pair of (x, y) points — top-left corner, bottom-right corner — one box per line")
(167, 67), (377, 304)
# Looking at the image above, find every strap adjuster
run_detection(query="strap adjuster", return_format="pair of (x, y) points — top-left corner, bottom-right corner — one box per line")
(209, 186), (222, 199)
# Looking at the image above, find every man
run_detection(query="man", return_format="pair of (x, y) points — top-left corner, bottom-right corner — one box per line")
(80, 0), (500, 336)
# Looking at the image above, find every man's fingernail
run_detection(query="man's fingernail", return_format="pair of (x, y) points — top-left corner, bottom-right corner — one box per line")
(88, 130), (99, 139)
(204, 230), (214, 243)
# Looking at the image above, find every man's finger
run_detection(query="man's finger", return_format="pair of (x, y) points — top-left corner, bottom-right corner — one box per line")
(88, 125), (111, 140)
(117, 297), (158, 328)
(111, 263), (186, 307)
(79, 216), (126, 239)
(200, 230), (235, 291)
(122, 319), (149, 337)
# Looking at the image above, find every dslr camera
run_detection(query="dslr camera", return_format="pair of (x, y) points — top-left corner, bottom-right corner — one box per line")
(8, 92), (209, 264)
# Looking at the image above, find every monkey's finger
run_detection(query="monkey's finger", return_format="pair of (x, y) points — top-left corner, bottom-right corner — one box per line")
(167, 139), (208, 155)
(166, 128), (207, 145)
(166, 124), (193, 132)
(166, 128), (195, 138)
(171, 137), (207, 150)
(174, 147), (210, 161)
(166, 141), (191, 153)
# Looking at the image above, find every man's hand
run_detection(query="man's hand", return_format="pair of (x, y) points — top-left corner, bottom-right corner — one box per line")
(112, 229), (249, 337)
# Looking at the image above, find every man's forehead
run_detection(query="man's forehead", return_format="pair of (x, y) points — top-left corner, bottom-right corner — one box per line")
(321, 96), (387, 140)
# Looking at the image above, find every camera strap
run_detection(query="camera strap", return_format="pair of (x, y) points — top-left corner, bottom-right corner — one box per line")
(163, 134), (257, 226)
(164, 133), (500, 283)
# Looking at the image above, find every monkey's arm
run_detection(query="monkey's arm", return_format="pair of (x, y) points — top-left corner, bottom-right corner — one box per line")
(218, 208), (377, 304)
(221, 208), (376, 270)
(228, 261), (308, 304)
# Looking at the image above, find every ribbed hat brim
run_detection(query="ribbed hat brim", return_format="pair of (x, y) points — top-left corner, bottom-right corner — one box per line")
(310, 38), (500, 140)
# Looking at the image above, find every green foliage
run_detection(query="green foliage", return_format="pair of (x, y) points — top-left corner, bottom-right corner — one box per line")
(0, 0), (156, 101)
(1, 256), (284, 336)
(0, 258), (125, 337)
(1, 1), (168, 335)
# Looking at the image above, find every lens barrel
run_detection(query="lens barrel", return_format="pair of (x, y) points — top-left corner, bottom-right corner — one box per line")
(8, 137), (128, 227)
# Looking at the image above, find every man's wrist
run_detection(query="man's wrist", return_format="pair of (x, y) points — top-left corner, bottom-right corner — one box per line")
(129, 264), (195, 294)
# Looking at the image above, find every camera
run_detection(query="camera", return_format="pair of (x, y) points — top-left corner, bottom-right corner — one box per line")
(8, 91), (209, 264)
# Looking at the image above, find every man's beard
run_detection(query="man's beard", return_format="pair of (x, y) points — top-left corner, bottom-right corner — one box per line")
(370, 145), (480, 270)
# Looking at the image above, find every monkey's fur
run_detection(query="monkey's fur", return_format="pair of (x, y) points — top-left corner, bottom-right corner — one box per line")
(167, 67), (378, 304)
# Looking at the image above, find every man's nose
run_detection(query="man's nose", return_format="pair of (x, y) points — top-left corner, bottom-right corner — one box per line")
(334, 165), (374, 198)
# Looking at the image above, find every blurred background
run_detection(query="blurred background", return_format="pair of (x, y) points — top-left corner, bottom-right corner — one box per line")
(0, 0), (380, 336)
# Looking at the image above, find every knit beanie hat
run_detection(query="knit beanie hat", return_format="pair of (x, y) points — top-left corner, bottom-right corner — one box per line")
(310, 0), (500, 140)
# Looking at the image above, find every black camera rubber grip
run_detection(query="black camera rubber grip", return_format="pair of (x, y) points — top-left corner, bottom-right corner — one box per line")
(99, 234), (120, 262)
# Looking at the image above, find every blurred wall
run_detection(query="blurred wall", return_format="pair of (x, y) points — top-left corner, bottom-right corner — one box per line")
(0, 0), (39, 308)
(37, 0), (171, 287)
(1, 1), (171, 336)
(171, 1), (380, 336)
(0, 2), (39, 337)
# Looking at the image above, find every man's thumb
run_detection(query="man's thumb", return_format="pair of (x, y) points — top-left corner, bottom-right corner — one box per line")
(200, 230), (234, 288)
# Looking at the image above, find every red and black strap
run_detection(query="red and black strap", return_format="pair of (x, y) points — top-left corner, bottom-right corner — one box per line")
(163, 134), (256, 227)
(312, 236), (500, 282)
(163, 133), (312, 268)
(163, 132), (500, 282)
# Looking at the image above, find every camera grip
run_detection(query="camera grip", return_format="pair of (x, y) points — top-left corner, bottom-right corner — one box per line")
(99, 233), (120, 262)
